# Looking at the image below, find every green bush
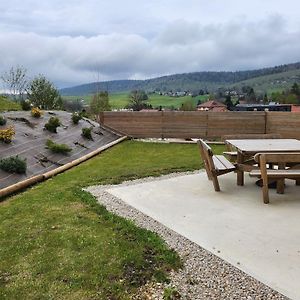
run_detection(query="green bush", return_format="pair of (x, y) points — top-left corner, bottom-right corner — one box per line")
(82, 127), (93, 140)
(21, 100), (31, 111)
(46, 139), (72, 154)
(71, 112), (82, 124)
(0, 155), (27, 174)
(45, 117), (61, 133)
(0, 115), (7, 126)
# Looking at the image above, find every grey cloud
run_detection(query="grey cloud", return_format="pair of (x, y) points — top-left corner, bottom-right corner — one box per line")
(0, 14), (300, 87)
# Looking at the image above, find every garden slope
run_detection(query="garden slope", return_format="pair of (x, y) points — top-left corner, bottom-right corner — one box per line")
(0, 111), (122, 190)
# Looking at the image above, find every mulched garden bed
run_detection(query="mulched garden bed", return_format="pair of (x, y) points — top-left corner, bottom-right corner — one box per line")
(0, 110), (122, 190)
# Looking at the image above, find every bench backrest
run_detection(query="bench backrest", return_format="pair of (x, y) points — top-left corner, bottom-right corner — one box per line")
(198, 139), (215, 174)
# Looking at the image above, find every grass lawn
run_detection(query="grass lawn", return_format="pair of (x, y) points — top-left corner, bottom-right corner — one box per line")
(0, 96), (21, 112)
(62, 93), (209, 110)
(0, 141), (225, 299)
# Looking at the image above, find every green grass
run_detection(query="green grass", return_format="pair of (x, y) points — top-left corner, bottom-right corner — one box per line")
(0, 141), (224, 299)
(63, 93), (209, 110)
(0, 96), (21, 111)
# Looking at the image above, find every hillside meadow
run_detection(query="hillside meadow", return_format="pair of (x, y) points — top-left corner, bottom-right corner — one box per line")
(0, 96), (21, 111)
(63, 93), (209, 110)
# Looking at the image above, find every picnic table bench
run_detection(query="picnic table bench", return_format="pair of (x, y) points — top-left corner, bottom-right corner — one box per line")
(250, 152), (300, 204)
(198, 139), (236, 191)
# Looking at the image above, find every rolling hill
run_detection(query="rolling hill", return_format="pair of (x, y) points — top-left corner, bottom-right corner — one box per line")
(60, 62), (300, 96)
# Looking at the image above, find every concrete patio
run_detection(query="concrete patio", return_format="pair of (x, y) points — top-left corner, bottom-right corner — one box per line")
(105, 171), (300, 300)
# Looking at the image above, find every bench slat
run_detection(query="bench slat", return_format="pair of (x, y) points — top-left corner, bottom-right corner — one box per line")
(213, 155), (235, 170)
(250, 169), (300, 178)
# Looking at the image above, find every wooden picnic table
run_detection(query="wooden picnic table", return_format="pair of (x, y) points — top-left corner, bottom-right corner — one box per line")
(225, 139), (300, 186)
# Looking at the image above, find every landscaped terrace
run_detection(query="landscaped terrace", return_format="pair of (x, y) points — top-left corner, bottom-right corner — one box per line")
(1, 110), (300, 299)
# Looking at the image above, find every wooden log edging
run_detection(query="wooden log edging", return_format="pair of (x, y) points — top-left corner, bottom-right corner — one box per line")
(0, 136), (128, 199)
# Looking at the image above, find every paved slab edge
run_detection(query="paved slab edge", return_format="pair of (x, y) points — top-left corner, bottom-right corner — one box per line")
(85, 172), (287, 300)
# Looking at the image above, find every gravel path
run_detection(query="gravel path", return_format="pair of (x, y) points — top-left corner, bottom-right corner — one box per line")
(85, 172), (288, 300)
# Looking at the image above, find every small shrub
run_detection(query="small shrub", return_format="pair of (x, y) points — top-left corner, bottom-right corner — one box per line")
(0, 126), (15, 143)
(31, 107), (43, 118)
(0, 155), (27, 174)
(45, 117), (61, 133)
(71, 112), (82, 124)
(82, 127), (93, 140)
(163, 287), (181, 300)
(46, 139), (72, 154)
(0, 115), (7, 126)
(21, 100), (31, 111)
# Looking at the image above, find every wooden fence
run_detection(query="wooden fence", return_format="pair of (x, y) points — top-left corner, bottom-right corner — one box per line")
(100, 111), (300, 139)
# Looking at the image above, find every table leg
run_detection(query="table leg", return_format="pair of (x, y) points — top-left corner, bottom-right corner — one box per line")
(237, 151), (244, 186)
(277, 163), (285, 194)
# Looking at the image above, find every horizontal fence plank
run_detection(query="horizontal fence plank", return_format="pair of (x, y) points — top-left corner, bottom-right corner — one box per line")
(101, 111), (300, 139)
(207, 112), (265, 138)
(266, 112), (300, 139)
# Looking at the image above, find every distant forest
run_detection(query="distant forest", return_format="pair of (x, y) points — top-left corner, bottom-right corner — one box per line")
(60, 62), (300, 96)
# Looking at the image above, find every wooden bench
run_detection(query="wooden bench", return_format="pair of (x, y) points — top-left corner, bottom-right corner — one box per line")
(249, 152), (300, 204)
(198, 139), (236, 191)
(222, 133), (282, 161)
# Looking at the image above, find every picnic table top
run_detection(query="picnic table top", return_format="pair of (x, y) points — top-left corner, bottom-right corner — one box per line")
(225, 138), (300, 154)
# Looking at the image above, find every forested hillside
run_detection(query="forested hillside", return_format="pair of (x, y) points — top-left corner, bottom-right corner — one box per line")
(60, 62), (300, 95)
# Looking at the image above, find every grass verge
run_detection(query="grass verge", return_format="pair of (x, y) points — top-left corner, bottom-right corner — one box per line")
(0, 96), (21, 112)
(0, 140), (224, 299)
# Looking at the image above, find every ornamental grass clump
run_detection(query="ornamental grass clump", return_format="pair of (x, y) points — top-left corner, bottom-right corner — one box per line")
(71, 112), (82, 125)
(45, 117), (61, 133)
(0, 155), (27, 174)
(0, 126), (15, 143)
(82, 127), (93, 140)
(46, 139), (72, 154)
(31, 107), (43, 118)
(0, 115), (7, 126)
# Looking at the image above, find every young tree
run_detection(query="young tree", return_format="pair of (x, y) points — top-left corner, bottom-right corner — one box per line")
(224, 95), (234, 110)
(291, 82), (300, 96)
(127, 90), (150, 111)
(28, 75), (61, 109)
(180, 99), (196, 111)
(1, 66), (28, 101)
(245, 87), (257, 103)
(90, 91), (111, 114)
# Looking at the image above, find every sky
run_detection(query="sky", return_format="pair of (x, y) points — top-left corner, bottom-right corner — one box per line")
(1, 0), (300, 88)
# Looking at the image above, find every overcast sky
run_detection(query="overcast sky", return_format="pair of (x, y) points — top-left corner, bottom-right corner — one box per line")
(1, 0), (300, 88)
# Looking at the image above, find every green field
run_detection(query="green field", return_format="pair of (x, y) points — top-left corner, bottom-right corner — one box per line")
(0, 141), (224, 299)
(0, 96), (21, 112)
(63, 93), (209, 110)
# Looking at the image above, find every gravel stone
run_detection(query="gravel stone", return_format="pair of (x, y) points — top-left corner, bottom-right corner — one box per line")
(85, 171), (288, 300)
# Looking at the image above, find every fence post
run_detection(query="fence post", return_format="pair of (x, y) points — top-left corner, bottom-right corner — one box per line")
(264, 111), (267, 134)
